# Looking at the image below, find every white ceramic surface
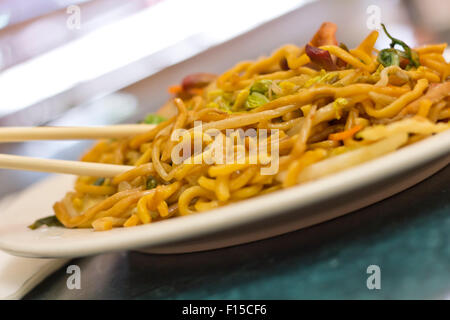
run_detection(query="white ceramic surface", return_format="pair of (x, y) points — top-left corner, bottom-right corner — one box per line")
(0, 130), (448, 258)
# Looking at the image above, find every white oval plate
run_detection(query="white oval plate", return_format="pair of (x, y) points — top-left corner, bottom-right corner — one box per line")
(0, 130), (449, 258)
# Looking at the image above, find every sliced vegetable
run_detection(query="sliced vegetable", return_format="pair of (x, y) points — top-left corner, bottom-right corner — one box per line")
(206, 89), (233, 112)
(28, 216), (63, 230)
(143, 114), (167, 124)
(245, 92), (270, 109)
(377, 48), (400, 67)
(188, 88), (204, 96)
(332, 98), (349, 120)
(304, 70), (339, 88)
(93, 177), (105, 186)
(377, 24), (420, 69)
(336, 43), (349, 68)
(146, 176), (158, 189)
(279, 57), (289, 70)
(305, 44), (337, 71)
(250, 80), (272, 94)
(329, 125), (363, 141)
(339, 42), (350, 52)
(168, 85), (182, 94)
(215, 95), (233, 113)
(304, 74), (323, 88)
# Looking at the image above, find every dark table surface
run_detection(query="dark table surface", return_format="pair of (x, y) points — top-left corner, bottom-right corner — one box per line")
(23, 165), (449, 300)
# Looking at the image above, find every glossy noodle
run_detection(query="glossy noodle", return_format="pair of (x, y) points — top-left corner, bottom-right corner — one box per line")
(38, 22), (449, 231)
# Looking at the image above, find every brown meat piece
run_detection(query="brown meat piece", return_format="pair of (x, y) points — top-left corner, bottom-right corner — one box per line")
(309, 22), (338, 47)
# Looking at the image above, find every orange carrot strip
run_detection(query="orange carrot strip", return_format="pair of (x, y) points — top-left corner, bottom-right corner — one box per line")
(329, 125), (363, 141)
(168, 85), (183, 94)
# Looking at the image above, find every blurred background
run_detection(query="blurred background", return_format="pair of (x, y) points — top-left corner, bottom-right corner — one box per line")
(0, 0), (449, 197)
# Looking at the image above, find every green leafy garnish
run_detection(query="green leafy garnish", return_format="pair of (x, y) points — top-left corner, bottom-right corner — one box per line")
(143, 114), (167, 124)
(245, 92), (269, 109)
(250, 80), (272, 94)
(377, 24), (420, 69)
(93, 177), (105, 186)
(28, 216), (63, 230)
(146, 176), (158, 189)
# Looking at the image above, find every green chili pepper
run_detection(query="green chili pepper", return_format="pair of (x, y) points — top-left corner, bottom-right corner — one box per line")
(377, 48), (400, 67)
(28, 216), (63, 230)
(377, 24), (420, 69)
(143, 114), (167, 124)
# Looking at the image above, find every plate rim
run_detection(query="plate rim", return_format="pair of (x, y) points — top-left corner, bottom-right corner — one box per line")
(0, 130), (449, 258)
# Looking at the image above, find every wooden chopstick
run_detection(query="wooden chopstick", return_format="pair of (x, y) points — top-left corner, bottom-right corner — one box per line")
(0, 154), (134, 177)
(0, 124), (155, 142)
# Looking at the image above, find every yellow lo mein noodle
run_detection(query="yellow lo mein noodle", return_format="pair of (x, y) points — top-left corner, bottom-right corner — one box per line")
(42, 22), (450, 231)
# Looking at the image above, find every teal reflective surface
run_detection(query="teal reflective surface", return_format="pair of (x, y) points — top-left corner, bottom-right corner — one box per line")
(26, 166), (450, 300)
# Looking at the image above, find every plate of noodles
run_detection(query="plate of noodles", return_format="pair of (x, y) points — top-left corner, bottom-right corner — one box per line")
(0, 22), (449, 258)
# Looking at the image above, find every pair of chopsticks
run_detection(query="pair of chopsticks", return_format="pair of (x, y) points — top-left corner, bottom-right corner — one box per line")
(0, 124), (154, 177)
